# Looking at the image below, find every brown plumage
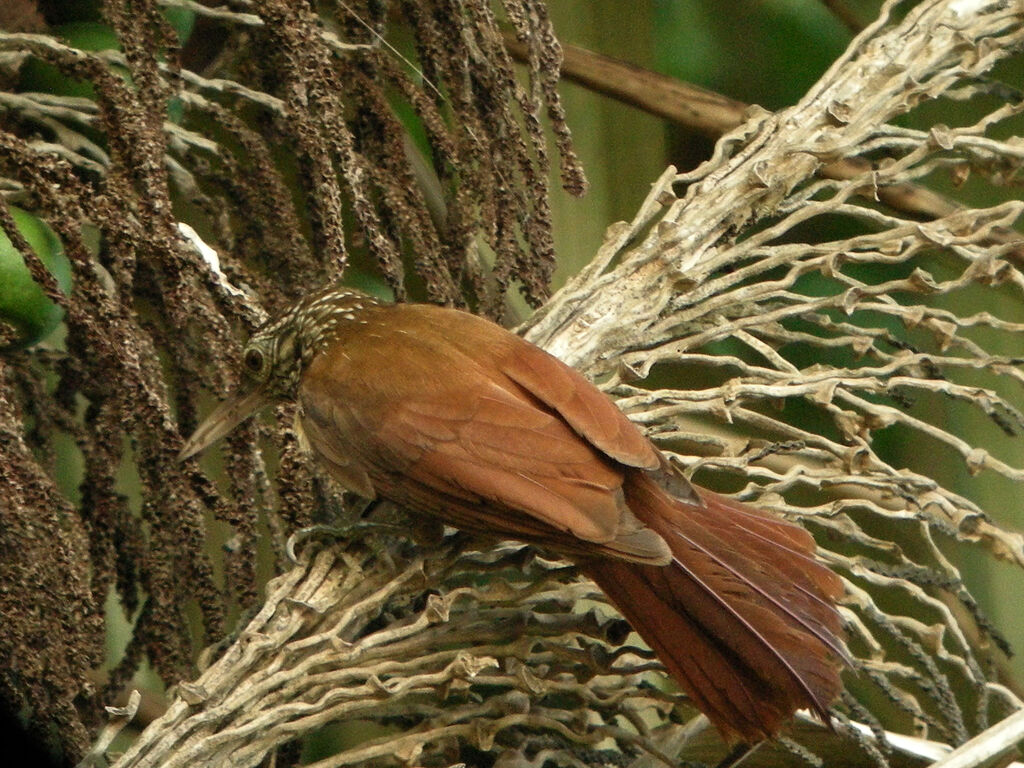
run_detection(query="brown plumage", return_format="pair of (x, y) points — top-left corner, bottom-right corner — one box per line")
(179, 286), (847, 743)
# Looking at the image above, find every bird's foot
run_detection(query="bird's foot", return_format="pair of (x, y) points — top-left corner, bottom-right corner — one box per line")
(713, 741), (763, 768)
(285, 520), (409, 563)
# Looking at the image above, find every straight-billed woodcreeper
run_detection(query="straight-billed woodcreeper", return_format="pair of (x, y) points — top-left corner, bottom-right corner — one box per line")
(179, 285), (847, 742)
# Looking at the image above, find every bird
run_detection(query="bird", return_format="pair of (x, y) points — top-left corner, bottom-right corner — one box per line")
(179, 284), (847, 744)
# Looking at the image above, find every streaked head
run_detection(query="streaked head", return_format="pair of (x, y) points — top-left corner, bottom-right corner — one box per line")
(178, 285), (381, 461)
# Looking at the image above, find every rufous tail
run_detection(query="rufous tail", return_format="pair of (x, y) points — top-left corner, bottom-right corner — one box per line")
(584, 473), (846, 743)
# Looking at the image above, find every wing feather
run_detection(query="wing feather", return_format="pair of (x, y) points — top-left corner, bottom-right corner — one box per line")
(497, 339), (661, 470)
(376, 381), (627, 542)
(403, 304), (660, 471)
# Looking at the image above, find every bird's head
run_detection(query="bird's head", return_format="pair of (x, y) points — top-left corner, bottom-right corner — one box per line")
(178, 285), (380, 461)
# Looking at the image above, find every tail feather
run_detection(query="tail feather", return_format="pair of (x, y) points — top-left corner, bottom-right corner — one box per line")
(584, 473), (845, 742)
(687, 490), (850, 664)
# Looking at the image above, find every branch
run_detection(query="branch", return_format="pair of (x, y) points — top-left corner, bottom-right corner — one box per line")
(107, 537), (680, 768)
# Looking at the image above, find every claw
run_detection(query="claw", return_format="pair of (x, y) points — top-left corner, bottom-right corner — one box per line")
(285, 521), (409, 564)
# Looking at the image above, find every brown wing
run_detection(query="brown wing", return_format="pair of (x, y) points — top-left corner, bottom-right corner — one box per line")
(416, 307), (661, 471)
(497, 338), (661, 471)
(298, 306), (670, 563)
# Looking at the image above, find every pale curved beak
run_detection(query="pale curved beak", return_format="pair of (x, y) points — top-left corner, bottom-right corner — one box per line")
(177, 388), (273, 461)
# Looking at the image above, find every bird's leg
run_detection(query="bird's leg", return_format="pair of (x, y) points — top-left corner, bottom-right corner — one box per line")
(357, 497), (382, 518)
(713, 741), (762, 768)
(286, 497), (413, 563)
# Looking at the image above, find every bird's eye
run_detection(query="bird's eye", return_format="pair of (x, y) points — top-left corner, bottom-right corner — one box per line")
(244, 348), (264, 374)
